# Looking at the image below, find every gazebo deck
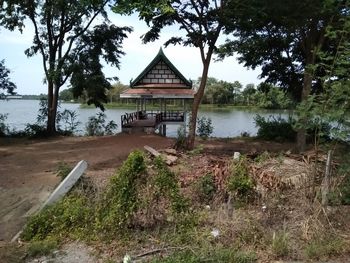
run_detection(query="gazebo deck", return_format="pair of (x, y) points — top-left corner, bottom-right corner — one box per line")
(121, 111), (185, 129)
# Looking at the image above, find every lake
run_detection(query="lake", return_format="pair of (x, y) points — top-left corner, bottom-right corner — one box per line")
(0, 100), (291, 137)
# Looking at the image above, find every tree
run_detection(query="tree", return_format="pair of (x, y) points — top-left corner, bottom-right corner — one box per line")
(0, 59), (16, 97)
(107, 81), (129, 103)
(242, 83), (256, 106)
(114, 0), (228, 149)
(218, 0), (349, 152)
(59, 88), (73, 102)
(0, 0), (131, 134)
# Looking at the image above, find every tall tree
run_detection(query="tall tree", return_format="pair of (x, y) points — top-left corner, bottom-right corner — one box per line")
(0, 0), (131, 134)
(114, 0), (228, 149)
(218, 0), (349, 152)
(0, 59), (16, 97)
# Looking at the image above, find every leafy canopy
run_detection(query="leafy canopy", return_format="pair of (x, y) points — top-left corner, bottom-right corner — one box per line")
(0, 59), (16, 96)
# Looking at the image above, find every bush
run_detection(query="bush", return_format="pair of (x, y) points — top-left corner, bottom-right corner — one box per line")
(254, 114), (296, 142)
(227, 157), (255, 201)
(197, 116), (213, 139)
(0, 113), (9, 136)
(21, 194), (93, 241)
(97, 150), (146, 233)
(174, 124), (187, 149)
(85, 112), (117, 136)
(153, 157), (189, 214)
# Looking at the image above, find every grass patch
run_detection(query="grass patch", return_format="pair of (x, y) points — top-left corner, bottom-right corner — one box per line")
(150, 248), (256, 263)
(56, 161), (72, 180)
(271, 230), (289, 258)
(27, 239), (58, 258)
(304, 236), (346, 259)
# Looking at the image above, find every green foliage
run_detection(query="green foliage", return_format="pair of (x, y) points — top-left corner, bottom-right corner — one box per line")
(196, 116), (213, 139)
(97, 151), (146, 233)
(254, 114), (296, 142)
(153, 157), (189, 214)
(21, 194), (93, 241)
(151, 248), (256, 263)
(304, 236), (346, 259)
(85, 112), (118, 136)
(0, 113), (9, 136)
(21, 98), (80, 137)
(0, 59), (16, 96)
(0, 0), (131, 134)
(56, 162), (72, 181)
(61, 109), (81, 134)
(227, 157), (255, 201)
(271, 230), (289, 258)
(174, 124), (187, 149)
(27, 239), (58, 258)
(195, 173), (216, 203)
(257, 86), (293, 109)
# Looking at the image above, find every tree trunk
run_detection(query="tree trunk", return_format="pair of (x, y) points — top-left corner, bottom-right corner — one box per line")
(46, 82), (59, 135)
(297, 62), (313, 152)
(186, 58), (211, 149)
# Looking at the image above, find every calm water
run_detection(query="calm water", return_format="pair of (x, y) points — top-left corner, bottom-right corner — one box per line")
(0, 100), (291, 137)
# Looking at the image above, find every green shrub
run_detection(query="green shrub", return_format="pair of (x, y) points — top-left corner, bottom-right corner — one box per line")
(85, 112), (117, 136)
(0, 113), (9, 136)
(21, 194), (93, 241)
(195, 173), (216, 203)
(174, 124), (187, 149)
(254, 114), (296, 142)
(197, 116), (213, 139)
(227, 158), (255, 201)
(271, 230), (289, 258)
(97, 150), (146, 233)
(153, 157), (189, 214)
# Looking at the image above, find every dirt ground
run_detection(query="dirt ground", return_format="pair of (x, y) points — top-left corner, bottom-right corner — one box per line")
(0, 134), (295, 242)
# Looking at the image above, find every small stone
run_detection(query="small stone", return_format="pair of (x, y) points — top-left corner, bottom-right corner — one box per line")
(211, 228), (220, 238)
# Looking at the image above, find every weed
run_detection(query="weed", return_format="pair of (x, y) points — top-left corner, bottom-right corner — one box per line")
(21, 193), (93, 241)
(254, 151), (270, 163)
(153, 157), (189, 214)
(195, 173), (216, 203)
(189, 144), (204, 155)
(271, 230), (289, 258)
(227, 157), (255, 202)
(27, 239), (58, 258)
(304, 236), (346, 259)
(97, 150), (146, 234)
(56, 161), (72, 180)
(151, 248), (256, 263)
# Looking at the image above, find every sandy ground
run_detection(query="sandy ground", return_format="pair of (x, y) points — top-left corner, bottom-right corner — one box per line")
(0, 133), (174, 242)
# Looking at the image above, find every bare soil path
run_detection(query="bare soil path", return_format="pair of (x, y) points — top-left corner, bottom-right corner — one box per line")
(0, 133), (173, 242)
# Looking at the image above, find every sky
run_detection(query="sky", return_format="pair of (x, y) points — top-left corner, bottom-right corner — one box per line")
(0, 12), (262, 95)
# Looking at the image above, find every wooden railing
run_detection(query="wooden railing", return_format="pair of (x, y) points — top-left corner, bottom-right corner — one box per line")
(121, 110), (185, 128)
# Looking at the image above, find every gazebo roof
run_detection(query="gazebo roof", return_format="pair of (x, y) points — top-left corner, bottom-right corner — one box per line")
(121, 48), (194, 99)
(130, 48), (192, 88)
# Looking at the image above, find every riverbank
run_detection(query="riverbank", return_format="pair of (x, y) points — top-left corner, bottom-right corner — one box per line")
(1, 134), (349, 262)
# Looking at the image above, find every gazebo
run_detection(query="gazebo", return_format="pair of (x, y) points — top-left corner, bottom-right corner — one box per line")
(120, 48), (195, 135)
